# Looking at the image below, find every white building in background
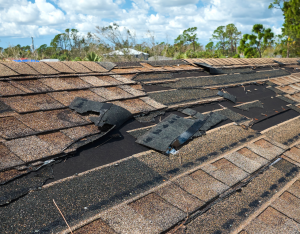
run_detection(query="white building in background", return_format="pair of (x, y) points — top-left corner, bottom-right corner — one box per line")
(104, 48), (149, 60)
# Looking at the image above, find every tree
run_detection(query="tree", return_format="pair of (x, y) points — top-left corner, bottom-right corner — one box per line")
(205, 42), (214, 51)
(174, 27), (199, 52)
(212, 26), (227, 54)
(225, 24), (242, 54)
(238, 24), (274, 58)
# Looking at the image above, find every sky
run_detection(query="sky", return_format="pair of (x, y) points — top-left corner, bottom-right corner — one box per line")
(0, 0), (284, 49)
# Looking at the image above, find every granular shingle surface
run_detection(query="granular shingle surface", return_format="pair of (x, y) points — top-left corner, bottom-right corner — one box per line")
(10, 80), (53, 93)
(74, 218), (117, 234)
(26, 62), (59, 75)
(91, 87), (133, 100)
(45, 62), (76, 73)
(0, 82), (25, 96)
(1, 94), (65, 113)
(61, 125), (100, 140)
(17, 109), (89, 132)
(79, 76), (111, 86)
(77, 61), (109, 73)
(0, 143), (24, 170)
(0, 116), (36, 139)
(62, 61), (92, 73)
(1, 62), (40, 75)
(38, 132), (73, 155)
(40, 77), (91, 90)
(0, 63), (19, 77)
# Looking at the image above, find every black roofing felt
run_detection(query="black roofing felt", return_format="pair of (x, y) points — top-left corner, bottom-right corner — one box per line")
(115, 61), (142, 68)
(210, 68), (256, 75)
(134, 73), (173, 82)
(146, 60), (187, 67)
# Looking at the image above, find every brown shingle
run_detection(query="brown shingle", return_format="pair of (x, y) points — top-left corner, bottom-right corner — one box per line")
(0, 81), (25, 96)
(244, 207), (299, 234)
(155, 183), (204, 213)
(62, 61), (92, 73)
(10, 80), (53, 93)
(2, 62), (40, 75)
(284, 147), (300, 163)
(112, 98), (156, 114)
(271, 192), (300, 223)
(4, 135), (52, 162)
(91, 87), (133, 100)
(201, 158), (249, 186)
(40, 77), (91, 90)
(118, 85), (146, 96)
(140, 96), (167, 109)
(288, 180), (300, 198)
(1, 94), (65, 113)
(0, 116), (36, 139)
(26, 62), (60, 75)
(111, 68), (139, 74)
(80, 76), (111, 86)
(110, 75), (135, 84)
(38, 132), (73, 155)
(44, 62), (76, 73)
(77, 61), (108, 73)
(129, 193), (186, 231)
(96, 76), (123, 85)
(0, 63), (19, 77)
(74, 219), (116, 234)
(49, 90), (106, 106)
(0, 143), (24, 170)
(17, 109), (89, 132)
(247, 139), (285, 160)
(61, 125), (100, 140)
(0, 168), (28, 184)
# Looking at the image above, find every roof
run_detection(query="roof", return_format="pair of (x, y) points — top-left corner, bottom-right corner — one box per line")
(105, 48), (149, 56)
(1, 58), (300, 233)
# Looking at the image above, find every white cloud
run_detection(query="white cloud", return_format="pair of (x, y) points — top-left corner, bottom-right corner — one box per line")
(0, 0), (285, 47)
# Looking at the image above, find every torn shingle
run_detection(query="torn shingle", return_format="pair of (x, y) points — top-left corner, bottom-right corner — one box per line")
(69, 98), (132, 128)
(217, 91), (237, 103)
(49, 90), (106, 106)
(139, 96), (167, 110)
(146, 60), (187, 67)
(136, 114), (196, 152)
(110, 75), (135, 84)
(26, 62), (60, 75)
(96, 76), (123, 85)
(118, 85), (146, 96)
(77, 61), (109, 73)
(0, 81), (25, 96)
(16, 109), (89, 132)
(0, 100), (13, 114)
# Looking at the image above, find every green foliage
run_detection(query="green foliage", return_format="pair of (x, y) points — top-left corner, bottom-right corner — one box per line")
(84, 52), (102, 61)
(233, 54), (240, 58)
(238, 24), (274, 57)
(205, 42), (214, 51)
(174, 27), (199, 52)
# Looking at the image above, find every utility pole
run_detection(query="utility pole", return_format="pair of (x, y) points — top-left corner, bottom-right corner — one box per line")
(31, 37), (35, 52)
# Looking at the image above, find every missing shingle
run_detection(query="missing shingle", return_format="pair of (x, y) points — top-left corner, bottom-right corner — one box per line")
(234, 100), (264, 111)
(97, 62), (117, 71)
(134, 111), (165, 123)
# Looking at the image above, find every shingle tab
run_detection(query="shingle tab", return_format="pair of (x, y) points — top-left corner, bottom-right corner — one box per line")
(118, 85), (146, 96)
(112, 98), (156, 114)
(247, 139), (285, 160)
(38, 132), (73, 155)
(79, 76), (112, 86)
(40, 77), (91, 90)
(17, 109), (89, 132)
(10, 80), (53, 93)
(129, 193), (186, 231)
(175, 173), (228, 202)
(0, 143), (24, 170)
(0, 81), (25, 96)
(49, 90), (106, 106)
(77, 61), (109, 73)
(26, 62), (60, 75)
(1, 94), (65, 113)
(44, 62), (76, 73)
(4, 135), (52, 162)
(0, 63), (19, 77)
(91, 87), (133, 100)
(2, 62), (40, 75)
(96, 76), (123, 85)
(61, 125), (100, 140)
(0, 116), (36, 139)
(62, 61), (92, 73)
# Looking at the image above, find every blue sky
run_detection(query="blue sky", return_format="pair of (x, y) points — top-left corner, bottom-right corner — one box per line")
(0, 0), (284, 49)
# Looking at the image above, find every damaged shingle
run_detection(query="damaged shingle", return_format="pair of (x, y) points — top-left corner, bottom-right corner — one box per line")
(97, 62), (117, 71)
(69, 97), (132, 128)
(217, 91), (237, 103)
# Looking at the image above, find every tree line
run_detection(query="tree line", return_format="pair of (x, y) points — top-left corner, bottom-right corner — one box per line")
(0, 0), (299, 61)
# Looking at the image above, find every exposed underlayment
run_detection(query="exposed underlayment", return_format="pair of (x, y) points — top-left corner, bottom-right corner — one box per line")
(1, 59), (300, 234)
